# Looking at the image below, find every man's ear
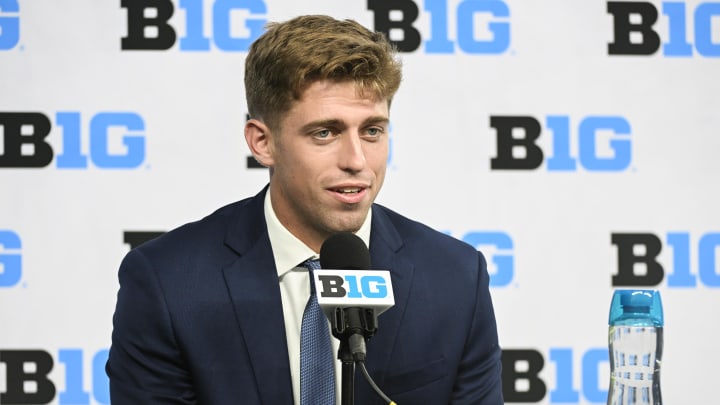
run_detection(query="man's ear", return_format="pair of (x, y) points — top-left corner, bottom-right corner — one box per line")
(244, 118), (274, 168)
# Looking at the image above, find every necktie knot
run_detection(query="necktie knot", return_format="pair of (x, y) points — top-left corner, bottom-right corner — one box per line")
(303, 258), (321, 271)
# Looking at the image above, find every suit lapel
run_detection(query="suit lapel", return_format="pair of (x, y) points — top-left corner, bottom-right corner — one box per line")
(365, 205), (414, 386)
(221, 188), (294, 404)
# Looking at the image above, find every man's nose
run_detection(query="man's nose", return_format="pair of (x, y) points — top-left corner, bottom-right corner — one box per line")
(338, 133), (366, 172)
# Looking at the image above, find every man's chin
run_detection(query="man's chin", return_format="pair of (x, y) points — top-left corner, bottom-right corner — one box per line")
(325, 215), (366, 235)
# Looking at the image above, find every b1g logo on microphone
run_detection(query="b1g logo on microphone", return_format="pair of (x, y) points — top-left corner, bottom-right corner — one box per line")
(121, 0), (267, 51)
(490, 115), (632, 172)
(315, 270), (395, 314)
(0, 230), (22, 288)
(612, 232), (720, 287)
(0, 348), (110, 404)
(0, 112), (146, 169)
(608, 1), (720, 57)
(367, 0), (511, 54)
(0, 0), (19, 50)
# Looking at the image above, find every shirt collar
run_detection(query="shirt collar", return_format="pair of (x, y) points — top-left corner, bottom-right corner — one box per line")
(264, 188), (372, 278)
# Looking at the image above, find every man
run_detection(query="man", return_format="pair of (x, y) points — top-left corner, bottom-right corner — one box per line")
(107, 15), (503, 404)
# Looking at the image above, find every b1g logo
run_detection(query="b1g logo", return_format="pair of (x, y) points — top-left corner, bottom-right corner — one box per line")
(459, 231), (514, 287)
(0, 112), (145, 169)
(490, 115), (632, 172)
(0, 349), (109, 404)
(367, 0), (510, 54)
(0, 230), (21, 287)
(316, 272), (391, 299)
(314, 269), (395, 317)
(121, 0), (267, 51)
(0, 0), (19, 50)
(612, 232), (720, 287)
(502, 347), (608, 403)
(608, 1), (720, 57)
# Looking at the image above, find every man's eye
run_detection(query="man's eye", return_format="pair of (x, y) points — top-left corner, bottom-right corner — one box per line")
(315, 129), (332, 138)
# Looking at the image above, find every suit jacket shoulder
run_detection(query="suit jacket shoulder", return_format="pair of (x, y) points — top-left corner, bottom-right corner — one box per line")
(370, 203), (483, 274)
(108, 188), (294, 404)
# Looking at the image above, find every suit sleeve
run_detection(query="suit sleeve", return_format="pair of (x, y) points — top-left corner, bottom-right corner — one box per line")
(105, 248), (197, 404)
(451, 251), (504, 404)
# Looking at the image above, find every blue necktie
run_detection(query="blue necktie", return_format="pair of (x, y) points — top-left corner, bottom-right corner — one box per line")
(300, 259), (335, 405)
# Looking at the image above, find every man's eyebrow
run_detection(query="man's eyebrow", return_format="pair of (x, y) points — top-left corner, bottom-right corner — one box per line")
(300, 119), (344, 133)
(363, 116), (390, 126)
(299, 116), (389, 133)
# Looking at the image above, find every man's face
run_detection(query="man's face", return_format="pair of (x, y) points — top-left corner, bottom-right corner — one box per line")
(267, 80), (389, 252)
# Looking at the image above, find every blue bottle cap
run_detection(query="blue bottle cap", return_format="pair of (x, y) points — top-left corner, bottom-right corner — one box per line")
(608, 289), (664, 327)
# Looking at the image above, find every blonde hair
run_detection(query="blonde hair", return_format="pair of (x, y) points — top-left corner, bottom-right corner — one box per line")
(245, 15), (402, 131)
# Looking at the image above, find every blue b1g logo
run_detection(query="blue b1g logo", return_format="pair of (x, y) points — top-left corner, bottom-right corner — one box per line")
(317, 273), (390, 299)
(0, 112), (146, 169)
(608, 1), (720, 57)
(502, 347), (609, 403)
(0, 0), (20, 50)
(367, 0), (510, 54)
(461, 231), (514, 287)
(0, 349), (109, 404)
(490, 115), (633, 172)
(612, 232), (720, 287)
(0, 230), (21, 287)
(444, 231), (514, 287)
(121, 0), (267, 51)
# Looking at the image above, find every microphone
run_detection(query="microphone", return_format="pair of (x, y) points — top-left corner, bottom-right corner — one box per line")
(316, 232), (397, 405)
(315, 232), (395, 360)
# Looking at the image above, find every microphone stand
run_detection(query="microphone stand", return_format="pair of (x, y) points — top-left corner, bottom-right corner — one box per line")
(332, 307), (378, 405)
(338, 340), (355, 405)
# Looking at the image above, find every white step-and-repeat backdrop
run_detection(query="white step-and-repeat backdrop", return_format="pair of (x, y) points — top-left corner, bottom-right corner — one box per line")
(2, 0), (718, 403)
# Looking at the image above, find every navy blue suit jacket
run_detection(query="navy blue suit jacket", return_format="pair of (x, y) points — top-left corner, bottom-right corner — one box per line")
(107, 188), (503, 404)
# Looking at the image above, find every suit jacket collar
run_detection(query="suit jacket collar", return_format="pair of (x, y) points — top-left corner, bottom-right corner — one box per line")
(366, 205), (415, 386)
(223, 186), (269, 257)
(221, 186), (294, 404)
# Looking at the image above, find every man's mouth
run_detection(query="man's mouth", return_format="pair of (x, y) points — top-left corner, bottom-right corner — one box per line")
(333, 187), (363, 194)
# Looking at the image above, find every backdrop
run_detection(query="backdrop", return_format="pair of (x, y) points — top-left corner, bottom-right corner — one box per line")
(1, 0), (719, 403)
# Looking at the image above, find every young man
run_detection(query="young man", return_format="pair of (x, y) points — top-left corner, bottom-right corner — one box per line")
(107, 15), (503, 404)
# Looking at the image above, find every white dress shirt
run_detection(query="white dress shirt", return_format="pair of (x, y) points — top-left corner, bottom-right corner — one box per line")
(264, 189), (372, 405)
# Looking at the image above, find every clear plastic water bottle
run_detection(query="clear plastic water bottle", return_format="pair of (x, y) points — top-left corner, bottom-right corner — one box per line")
(607, 290), (663, 405)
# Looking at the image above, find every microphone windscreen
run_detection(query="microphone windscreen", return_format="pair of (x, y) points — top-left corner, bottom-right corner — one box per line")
(320, 232), (371, 270)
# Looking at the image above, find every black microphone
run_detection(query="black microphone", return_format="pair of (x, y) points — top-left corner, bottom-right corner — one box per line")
(317, 232), (395, 359)
(320, 231), (371, 270)
(317, 232), (396, 405)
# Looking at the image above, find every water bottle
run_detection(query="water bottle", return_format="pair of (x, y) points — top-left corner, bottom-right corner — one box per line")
(607, 289), (663, 405)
